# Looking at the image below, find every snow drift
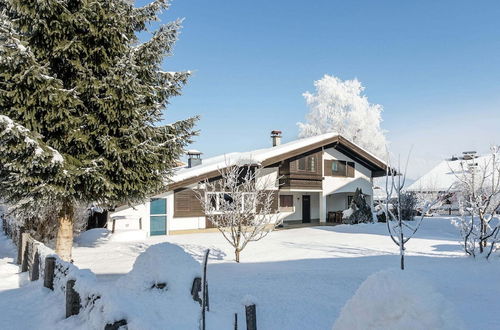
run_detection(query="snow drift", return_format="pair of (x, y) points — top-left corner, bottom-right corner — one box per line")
(332, 269), (465, 330)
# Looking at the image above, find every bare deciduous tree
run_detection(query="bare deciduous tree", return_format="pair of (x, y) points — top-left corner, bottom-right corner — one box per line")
(452, 147), (500, 259)
(196, 162), (282, 262)
(378, 152), (440, 270)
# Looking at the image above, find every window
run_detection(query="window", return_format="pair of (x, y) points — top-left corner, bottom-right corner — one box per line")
(150, 198), (166, 215)
(279, 195), (294, 212)
(330, 160), (355, 177)
(205, 192), (256, 213)
(298, 155), (316, 172)
(223, 193), (234, 204)
(332, 160), (347, 176)
(298, 157), (306, 171)
(206, 192), (219, 211)
(279, 195), (293, 208)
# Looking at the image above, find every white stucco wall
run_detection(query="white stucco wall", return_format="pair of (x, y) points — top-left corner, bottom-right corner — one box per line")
(109, 191), (174, 236)
(256, 166), (279, 190)
(326, 192), (352, 212)
(279, 191), (320, 222)
(110, 202), (148, 232)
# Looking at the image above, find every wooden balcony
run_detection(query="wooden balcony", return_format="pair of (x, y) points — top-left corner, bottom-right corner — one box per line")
(279, 176), (323, 190)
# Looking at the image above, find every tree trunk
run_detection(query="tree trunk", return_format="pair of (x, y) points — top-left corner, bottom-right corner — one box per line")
(55, 201), (74, 261)
(235, 249), (240, 263)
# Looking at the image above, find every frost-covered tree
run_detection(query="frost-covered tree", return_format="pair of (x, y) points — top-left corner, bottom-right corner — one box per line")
(196, 162), (282, 262)
(452, 147), (500, 259)
(297, 75), (387, 157)
(0, 0), (197, 260)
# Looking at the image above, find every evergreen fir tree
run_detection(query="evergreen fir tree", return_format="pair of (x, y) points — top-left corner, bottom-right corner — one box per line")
(0, 0), (197, 260)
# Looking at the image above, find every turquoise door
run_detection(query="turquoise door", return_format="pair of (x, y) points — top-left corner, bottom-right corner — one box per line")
(150, 198), (167, 235)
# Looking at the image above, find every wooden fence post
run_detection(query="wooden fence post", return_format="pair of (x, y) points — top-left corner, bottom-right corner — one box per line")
(16, 226), (25, 265)
(112, 218), (116, 233)
(245, 304), (257, 330)
(191, 277), (202, 304)
(21, 237), (30, 272)
(66, 279), (81, 318)
(201, 249), (210, 330)
(44, 256), (56, 290)
(31, 250), (40, 281)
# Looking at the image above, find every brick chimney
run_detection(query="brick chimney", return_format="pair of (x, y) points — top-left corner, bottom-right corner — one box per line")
(271, 130), (282, 147)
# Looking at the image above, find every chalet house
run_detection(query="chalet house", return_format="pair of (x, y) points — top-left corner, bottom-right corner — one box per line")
(109, 131), (388, 235)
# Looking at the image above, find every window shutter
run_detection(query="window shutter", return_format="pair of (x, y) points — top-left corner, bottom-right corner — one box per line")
(279, 195), (294, 208)
(174, 189), (204, 217)
(347, 162), (355, 177)
(324, 160), (333, 176)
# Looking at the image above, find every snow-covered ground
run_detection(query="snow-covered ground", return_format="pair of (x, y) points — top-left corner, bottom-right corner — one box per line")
(70, 218), (500, 329)
(0, 227), (65, 329)
(1, 218), (500, 329)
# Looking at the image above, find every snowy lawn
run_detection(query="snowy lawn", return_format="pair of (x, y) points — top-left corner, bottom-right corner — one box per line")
(0, 228), (66, 329)
(69, 217), (500, 330)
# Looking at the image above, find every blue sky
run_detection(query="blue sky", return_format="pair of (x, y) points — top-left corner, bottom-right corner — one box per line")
(139, 0), (500, 178)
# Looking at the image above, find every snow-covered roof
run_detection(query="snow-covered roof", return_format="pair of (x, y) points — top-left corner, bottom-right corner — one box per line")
(169, 132), (386, 188)
(406, 154), (497, 192)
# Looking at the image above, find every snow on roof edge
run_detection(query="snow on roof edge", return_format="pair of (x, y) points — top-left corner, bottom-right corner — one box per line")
(170, 132), (385, 186)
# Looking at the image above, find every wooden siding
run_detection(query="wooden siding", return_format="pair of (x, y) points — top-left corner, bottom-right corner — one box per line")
(279, 150), (323, 189)
(324, 160), (355, 178)
(174, 189), (204, 218)
(256, 190), (279, 213)
(280, 178), (322, 189)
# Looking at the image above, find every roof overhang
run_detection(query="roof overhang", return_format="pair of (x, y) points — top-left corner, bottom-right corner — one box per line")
(168, 134), (388, 190)
(261, 135), (387, 176)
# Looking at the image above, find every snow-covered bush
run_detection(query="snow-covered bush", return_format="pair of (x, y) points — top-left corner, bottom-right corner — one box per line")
(342, 188), (372, 224)
(4, 202), (89, 245)
(395, 191), (418, 221)
(332, 269), (464, 330)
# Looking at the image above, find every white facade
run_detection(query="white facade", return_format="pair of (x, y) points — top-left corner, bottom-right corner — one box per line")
(109, 145), (378, 235)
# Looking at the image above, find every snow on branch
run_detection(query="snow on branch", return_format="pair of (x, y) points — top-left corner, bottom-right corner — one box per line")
(195, 160), (283, 262)
(451, 147), (500, 258)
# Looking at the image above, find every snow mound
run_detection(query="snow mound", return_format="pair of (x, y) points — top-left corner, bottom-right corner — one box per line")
(74, 228), (111, 247)
(117, 242), (201, 293)
(96, 243), (202, 329)
(333, 269), (465, 330)
(109, 229), (147, 242)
